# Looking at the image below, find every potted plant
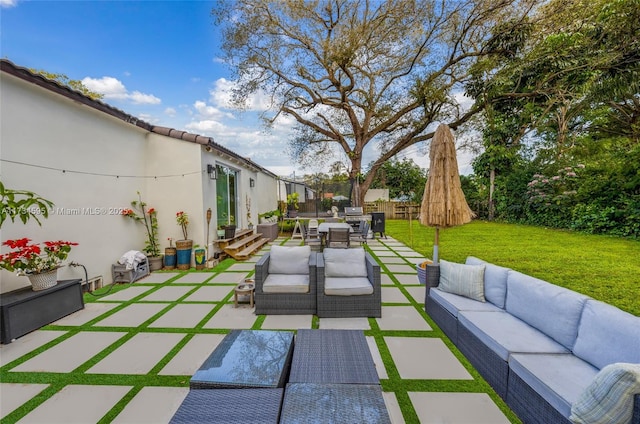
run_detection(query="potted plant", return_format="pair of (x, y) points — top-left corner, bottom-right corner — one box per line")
(122, 192), (162, 271)
(164, 238), (177, 270)
(193, 244), (206, 270)
(175, 211), (192, 270)
(287, 192), (299, 218)
(224, 215), (236, 238)
(0, 238), (78, 291)
(416, 259), (434, 285)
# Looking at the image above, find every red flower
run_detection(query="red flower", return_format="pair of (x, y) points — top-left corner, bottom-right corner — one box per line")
(0, 238), (77, 274)
(147, 208), (155, 215)
(3, 238), (31, 249)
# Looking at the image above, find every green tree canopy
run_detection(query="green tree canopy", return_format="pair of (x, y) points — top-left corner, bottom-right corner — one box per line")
(368, 158), (426, 203)
(212, 0), (539, 205)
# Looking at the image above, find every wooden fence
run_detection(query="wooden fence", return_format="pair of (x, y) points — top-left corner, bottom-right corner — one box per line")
(364, 202), (421, 220)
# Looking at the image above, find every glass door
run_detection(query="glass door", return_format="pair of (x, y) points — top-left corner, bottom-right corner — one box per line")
(216, 165), (238, 229)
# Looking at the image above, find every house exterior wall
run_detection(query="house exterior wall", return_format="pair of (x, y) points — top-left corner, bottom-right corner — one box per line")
(1, 74), (152, 292)
(1, 70), (279, 293)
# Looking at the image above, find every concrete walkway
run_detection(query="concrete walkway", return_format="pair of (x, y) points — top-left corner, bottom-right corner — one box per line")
(0, 236), (514, 423)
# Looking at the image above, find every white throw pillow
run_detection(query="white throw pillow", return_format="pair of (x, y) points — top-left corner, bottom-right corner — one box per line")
(323, 248), (367, 278)
(268, 245), (310, 275)
(438, 259), (486, 302)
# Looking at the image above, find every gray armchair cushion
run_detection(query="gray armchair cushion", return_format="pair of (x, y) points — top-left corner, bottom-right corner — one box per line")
(268, 245), (311, 275)
(465, 256), (510, 308)
(323, 248), (367, 277)
(263, 274), (310, 293)
(572, 300), (640, 369)
(324, 277), (373, 296)
(506, 270), (589, 350)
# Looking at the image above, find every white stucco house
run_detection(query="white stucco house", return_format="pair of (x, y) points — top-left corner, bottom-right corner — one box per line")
(0, 59), (280, 293)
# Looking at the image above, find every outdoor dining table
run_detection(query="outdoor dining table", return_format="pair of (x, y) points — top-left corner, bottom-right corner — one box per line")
(317, 222), (353, 248)
(317, 222), (353, 234)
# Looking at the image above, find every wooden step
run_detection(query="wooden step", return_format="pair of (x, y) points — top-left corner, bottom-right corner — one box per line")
(233, 238), (270, 261)
(224, 233), (263, 254)
(216, 229), (254, 249)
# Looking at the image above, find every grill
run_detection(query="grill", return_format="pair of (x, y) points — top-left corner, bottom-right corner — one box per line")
(344, 207), (371, 230)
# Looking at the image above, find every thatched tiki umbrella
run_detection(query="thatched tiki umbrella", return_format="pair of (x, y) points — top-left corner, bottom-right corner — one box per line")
(419, 123), (475, 263)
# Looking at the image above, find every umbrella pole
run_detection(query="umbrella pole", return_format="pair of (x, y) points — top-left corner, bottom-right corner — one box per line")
(433, 226), (440, 263)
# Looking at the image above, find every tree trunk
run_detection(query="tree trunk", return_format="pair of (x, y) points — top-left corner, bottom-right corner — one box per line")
(488, 167), (495, 221)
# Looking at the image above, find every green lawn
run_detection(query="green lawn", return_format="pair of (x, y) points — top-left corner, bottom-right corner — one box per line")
(386, 219), (640, 316)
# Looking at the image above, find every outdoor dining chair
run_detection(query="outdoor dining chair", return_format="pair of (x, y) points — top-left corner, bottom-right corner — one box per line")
(301, 223), (322, 251)
(350, 220), (370, 245)
(327, 227), (350, 248)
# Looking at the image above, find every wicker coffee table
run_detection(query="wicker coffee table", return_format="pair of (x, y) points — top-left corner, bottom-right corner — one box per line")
(289, 329), (379, 384)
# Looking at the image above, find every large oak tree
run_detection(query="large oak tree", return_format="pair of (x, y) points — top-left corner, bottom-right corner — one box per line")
(213, 0), (538, 204)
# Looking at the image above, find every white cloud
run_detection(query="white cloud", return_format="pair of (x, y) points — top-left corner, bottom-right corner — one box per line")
(129, 91), (161, 105)
(164, 107), (177, 117)
(185, 119), (228, 134)
(0, 0), (18, 8)
(209, 78), (273, 112)
(81, 76), (161, 105)
(192, 100), (235, 120)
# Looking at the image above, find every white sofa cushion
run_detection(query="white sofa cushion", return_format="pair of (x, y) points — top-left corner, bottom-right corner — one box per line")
(268, 245), (310, 275)
(506, 270), (589, 350)
(430, 288), (503, 318)
(263, 274), (309, 293)
(439, 259), (486, 302)
(323, 248), (367, 278)
(509, 353), (598, 419)
(459, 310), (569, 361)
(572, 300), (640, 370)
(324, 277), (373, 296)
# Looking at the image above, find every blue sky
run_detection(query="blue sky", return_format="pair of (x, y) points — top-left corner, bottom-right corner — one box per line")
(1, 0), (472, 176)
(1, 0), (307, 176)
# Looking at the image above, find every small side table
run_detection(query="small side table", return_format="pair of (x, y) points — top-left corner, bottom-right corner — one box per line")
(234, 280), (255, 308)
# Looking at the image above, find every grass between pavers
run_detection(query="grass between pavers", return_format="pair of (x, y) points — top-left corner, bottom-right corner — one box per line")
(1, 240), (521, 424)
(387, 219), (640, 316)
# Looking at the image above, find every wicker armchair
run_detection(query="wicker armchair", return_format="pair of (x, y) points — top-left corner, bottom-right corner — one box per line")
(254, 245), (317, 315)
(316, 248), (381, 318)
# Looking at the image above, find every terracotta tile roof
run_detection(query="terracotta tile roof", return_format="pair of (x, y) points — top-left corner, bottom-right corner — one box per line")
(1, 59), (276, 178)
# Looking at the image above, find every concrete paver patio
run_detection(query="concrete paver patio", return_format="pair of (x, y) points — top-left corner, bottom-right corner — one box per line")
(0, 236), (516, 423)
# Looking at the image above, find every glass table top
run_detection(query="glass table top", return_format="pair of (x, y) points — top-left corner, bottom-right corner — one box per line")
(191, 329), (295, 388)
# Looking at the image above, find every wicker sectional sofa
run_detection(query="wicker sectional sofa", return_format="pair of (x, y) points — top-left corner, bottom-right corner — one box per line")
(425, 257), (640, 424)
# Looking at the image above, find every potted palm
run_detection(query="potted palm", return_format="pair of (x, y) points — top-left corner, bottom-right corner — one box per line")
(0, 238), (78, 291)
(175, 211), (192, 270)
